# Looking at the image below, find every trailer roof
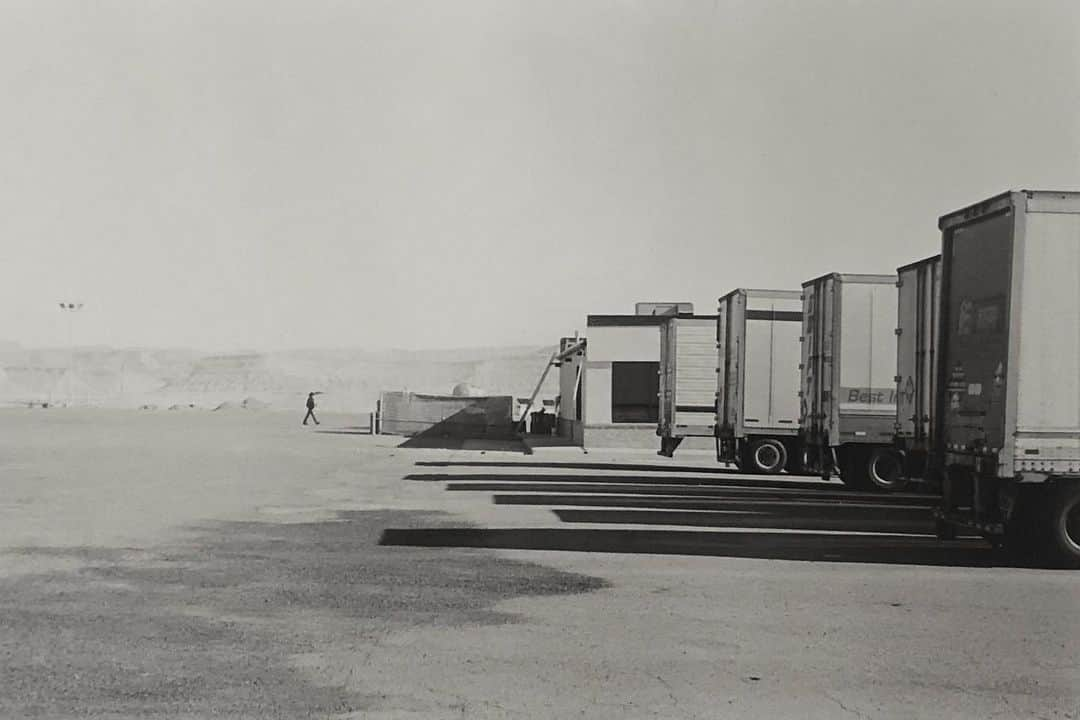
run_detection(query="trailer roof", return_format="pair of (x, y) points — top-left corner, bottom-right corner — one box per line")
(800, 272), (896, 288)
(938, 189), (1080, 231)
(717, 288), (802, 303)
(586, 313), (708, 327)
(896, 254), (941, 274)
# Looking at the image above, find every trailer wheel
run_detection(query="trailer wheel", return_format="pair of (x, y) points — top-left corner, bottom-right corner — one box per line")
(867, 448), (909, 492)
(1048, 482), (1080, 569)
(744, 438), (787, 474)
(838, 446), (872, 490)
(784, 443), (803, 475)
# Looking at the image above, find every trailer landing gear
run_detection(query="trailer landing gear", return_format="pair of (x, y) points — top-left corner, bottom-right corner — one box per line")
(658, 437), (683, 458)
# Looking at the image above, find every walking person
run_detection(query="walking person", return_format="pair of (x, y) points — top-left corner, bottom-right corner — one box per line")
(302, 392), (320, 425)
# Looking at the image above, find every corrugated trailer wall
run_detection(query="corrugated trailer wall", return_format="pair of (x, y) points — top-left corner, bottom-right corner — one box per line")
(659, 317), (717, 437)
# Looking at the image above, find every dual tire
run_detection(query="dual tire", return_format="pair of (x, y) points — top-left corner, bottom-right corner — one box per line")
(839, 446), (910, 492)
(741, 438), (787, 475)
(1001, 482), (1080, 568)
(1049, 483), (1080, 568)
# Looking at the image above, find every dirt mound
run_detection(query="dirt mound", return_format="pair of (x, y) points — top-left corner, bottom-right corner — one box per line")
(213, 397), (270, 412)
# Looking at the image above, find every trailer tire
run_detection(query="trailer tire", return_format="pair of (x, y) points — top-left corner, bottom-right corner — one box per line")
(838, 446), (872, 490)
(784, 443), (803, 475)
(867, 447), (909, 492)
(1047, 482), (1080, 569)
(744, 438), (787, 475)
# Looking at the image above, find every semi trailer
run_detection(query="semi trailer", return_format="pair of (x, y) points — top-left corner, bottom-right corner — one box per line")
(799, 273), (899, 488)
(657, 315), (718, 456)
(932, 190), (1080, 567)
(867, 255), (943, 491)
(715, 289), (803, 473)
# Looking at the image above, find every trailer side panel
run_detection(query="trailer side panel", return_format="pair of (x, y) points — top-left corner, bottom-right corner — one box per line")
(1013, 207), (1080, 473)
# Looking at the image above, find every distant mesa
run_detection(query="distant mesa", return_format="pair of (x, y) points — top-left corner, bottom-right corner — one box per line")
(213, 396), (270, 412)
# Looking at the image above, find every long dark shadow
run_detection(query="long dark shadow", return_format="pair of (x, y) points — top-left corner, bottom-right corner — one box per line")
(551, 508), (936, 535)
(405, 472), (887, 495)
(443, 481), (939, 506)
(413, 460), (742, 475)
(394, 408), (528, 452)
(492, 494), (935, 515)
(379, 527), (999, 568)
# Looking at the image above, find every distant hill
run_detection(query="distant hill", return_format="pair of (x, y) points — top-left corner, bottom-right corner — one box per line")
(0, 345), (560, 411)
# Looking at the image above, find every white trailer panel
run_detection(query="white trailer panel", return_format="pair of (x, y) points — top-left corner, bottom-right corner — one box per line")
(717, 289), (802, 438)
(801, 273), (897, 447)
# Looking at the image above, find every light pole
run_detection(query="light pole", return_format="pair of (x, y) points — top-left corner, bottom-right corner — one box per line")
(59, 302), (83, 406)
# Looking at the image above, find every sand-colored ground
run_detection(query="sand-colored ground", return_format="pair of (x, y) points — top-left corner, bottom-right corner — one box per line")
(0, 408), (1077, 719)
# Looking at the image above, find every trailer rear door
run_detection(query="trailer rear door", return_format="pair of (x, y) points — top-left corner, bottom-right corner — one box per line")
(941, 211), (1013, 453)
(673, 319), (717, 431)
(659, 320), (676, 434)
(743, 300), (801, 433)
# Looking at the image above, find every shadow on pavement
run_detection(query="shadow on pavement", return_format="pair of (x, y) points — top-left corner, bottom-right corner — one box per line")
(379, 526), (1000, 567)
(442, 479), (941, 507)
(407, 471), (851, 493)
(314, 427), (373, 435)
(408, 472), (939, 504)
(492, 494), (933, 513)
(397, 436), (531, 453)
(414, 460), (741, 474)
(550, 507), (936, 536)
(384, 457), (1014, 567)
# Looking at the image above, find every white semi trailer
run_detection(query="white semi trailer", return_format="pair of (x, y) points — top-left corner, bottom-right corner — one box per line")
(799, 273), (899, 488)
(657, 316), (718, 457)
(932, 190), (1080, 567)
(864, 255), (943, 491)
(715, 289), (803, 473)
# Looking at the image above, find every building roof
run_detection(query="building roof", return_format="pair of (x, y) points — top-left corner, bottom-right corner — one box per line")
(587, 313), (714, 327)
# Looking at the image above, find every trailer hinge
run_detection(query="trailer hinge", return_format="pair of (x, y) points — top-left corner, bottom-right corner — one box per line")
(894, 375), (902, 383)
(895, 328), (902, 336)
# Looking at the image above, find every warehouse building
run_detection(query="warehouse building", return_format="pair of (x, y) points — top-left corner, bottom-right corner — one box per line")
(555, 304), (716, 451)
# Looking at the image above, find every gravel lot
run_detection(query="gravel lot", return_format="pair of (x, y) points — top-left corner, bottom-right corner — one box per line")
(0, 408), (1076, 719)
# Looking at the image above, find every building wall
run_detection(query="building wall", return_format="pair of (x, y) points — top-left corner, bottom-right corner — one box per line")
(582, 325), (659, 425)
(378, 391), (514, 438)
(585, 325), (660, 362)
(580, 424), (716, 450)
(557, 339), (584, 423)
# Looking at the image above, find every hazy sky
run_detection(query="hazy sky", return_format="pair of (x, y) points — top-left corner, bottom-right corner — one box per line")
(2, 1), (1078, 351)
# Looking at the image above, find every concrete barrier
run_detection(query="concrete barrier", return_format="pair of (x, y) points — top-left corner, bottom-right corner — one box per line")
(377, 391), (514, 438)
